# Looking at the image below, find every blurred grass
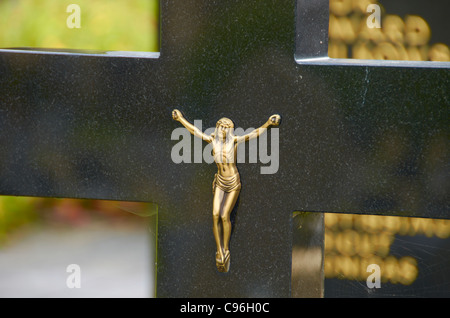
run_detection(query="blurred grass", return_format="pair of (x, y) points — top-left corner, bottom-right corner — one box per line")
(0, 197), (38, 244)
(0, 0), (159, 52)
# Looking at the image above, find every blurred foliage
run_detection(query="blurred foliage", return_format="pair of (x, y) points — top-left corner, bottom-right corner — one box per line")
(0, 0), (159, 52)
(0, 196), (154, 246)
(0, 196), (38, 244)
(329, 0), (450, 61)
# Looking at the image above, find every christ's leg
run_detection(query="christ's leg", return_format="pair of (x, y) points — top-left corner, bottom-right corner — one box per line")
(212, 188), (225, 261)
(220, 189), (240, 254)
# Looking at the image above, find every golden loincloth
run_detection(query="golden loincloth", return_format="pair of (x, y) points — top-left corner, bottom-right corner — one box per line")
(212, 173), (241, 193)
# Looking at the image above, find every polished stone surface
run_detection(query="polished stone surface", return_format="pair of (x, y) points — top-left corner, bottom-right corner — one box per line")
(0, 0), (448, 297)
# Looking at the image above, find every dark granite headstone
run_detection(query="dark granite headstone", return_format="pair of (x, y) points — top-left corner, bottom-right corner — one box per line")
(0, 0), (447, 297)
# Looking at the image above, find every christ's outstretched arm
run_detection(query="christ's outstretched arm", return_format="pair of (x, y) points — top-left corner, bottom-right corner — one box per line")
(172, 109), (212, 143)
(235, 114), (281, 144)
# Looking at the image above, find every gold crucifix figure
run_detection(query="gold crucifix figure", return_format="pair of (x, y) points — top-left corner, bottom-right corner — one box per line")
(172, 109), (281, 272)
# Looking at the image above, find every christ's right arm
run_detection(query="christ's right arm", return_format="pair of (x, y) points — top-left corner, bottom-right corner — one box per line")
(172, 109), (213, 143)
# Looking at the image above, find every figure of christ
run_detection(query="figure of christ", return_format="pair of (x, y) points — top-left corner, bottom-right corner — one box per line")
(172, 109), (281, 272)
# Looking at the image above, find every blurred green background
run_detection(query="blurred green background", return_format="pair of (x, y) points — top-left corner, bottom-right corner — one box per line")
(0, 0), (159, 52)
(0, 196), (156, 246)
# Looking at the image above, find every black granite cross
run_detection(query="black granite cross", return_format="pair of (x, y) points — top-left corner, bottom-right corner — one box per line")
(0, 0), (448, 297)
